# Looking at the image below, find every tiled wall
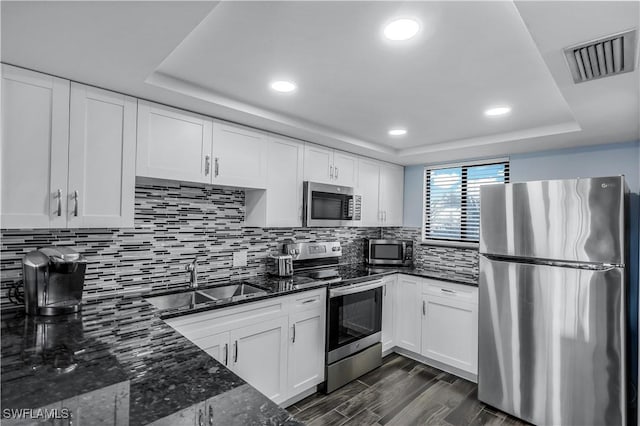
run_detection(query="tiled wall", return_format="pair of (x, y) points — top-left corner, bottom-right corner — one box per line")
(381, 227), (479, 279)
(0, 179), (380, 309)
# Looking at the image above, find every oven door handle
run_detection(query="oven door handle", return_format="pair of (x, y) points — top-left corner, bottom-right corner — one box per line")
(329, 280), (383, 298)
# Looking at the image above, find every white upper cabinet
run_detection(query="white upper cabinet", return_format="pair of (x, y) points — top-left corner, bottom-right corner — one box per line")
(303, 143), (357, 186)
(68, 83), (137, 228)
(332, 151), (358, 187)
(136, 101), (213, 184)
(379, 163), (404, 227)
(1, 66), (136, 229)
(356, 158), (404, 227)
(211, 122), (267, 189)
(245, 136), (304, 227)
(1, 65), (70, 229)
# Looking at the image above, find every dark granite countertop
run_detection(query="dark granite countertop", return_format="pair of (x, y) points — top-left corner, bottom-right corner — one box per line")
(0, 296), (302, 425)
(0, 264), (474, 425)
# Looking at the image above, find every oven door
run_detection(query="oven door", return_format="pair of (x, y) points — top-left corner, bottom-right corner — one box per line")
(327, 280), (383, 364)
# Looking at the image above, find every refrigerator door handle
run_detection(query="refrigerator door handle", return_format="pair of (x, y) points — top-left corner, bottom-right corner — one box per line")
(480, 253), (623, 271)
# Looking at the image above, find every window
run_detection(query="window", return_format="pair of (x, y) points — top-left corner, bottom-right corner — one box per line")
(423, 159), (509, 243)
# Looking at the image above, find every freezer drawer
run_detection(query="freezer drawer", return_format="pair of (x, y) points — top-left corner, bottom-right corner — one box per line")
(478, 255), (626, 426)
(479, 176), (626, 264)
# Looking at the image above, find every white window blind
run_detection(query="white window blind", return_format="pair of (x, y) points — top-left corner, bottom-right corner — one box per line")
(424, 159), (509, 243)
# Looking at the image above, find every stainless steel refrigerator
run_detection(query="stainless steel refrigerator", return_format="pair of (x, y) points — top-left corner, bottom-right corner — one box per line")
(478, 176), (628, 425)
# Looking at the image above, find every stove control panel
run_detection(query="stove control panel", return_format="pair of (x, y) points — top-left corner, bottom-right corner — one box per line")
(283, 241), (342, 261)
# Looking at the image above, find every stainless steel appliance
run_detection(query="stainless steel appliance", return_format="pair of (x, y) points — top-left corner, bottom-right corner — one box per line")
(284, 241), (383, 393)
(365, 239), (414, 266)
(303, 181), (361, 227)
(478, 176), (628, 426)
(266, 253), (293, 277)
(22, 247), (87, 316)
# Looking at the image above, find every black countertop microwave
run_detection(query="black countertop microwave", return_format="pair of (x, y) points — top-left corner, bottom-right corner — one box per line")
(365, 239), (414, 266)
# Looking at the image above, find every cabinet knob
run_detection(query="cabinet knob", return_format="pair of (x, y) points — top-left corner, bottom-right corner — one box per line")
(73, 190), (79, 217)
(56, 189), (62, 216)
(205, 155), (211, 176)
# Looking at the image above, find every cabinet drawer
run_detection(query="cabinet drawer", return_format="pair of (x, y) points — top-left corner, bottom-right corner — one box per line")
(422, 279), (477, 302)
(166, 299), (286, 339)
(291, 289), (326, 313)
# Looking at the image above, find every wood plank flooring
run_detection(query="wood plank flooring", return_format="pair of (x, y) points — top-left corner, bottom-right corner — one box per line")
(286, 354), (530, 426)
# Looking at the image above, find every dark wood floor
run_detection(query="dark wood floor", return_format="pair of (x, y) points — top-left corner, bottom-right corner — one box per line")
(286, 354), (529, 426)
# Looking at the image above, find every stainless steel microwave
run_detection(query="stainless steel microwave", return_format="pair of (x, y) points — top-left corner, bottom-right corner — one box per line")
(365, 239), (414, 266)
(303, 181), (361, 227)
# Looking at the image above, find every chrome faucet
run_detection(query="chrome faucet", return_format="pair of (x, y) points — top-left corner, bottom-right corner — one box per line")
(185, 258), (198, 289)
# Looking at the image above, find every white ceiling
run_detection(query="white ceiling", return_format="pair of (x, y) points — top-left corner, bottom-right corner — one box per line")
(2, 1), (639, 165)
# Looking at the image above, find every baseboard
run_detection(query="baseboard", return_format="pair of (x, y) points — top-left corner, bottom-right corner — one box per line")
(281, 385), (319, 408)
(392, 346), (478, 383)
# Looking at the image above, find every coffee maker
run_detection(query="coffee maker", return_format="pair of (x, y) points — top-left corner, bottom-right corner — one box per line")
(22, 247), (87, 316)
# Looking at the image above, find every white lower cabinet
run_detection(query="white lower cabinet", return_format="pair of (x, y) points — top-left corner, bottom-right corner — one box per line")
(164, 289), (326, 406)
(394, 275), (422, 352)
(421, 280), (478, 375)
(381, 275), (396, 353)
(393, 275), (479, 379)
(230, 316), (289, 403)
(288, 308), (325, 395)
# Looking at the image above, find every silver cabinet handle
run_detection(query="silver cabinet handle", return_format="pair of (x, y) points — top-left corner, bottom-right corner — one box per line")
(302, 299), (315, 304)
(329, 165), (334, 179)
(335, 167), (339, 179)
(56, 189), (62, 216)
(73, 190), (79, 217)
(441, 288), (456, 294)
(292, 324), (296, 343)
(422, 300), (426, 316)
(68, 409), (73, 426)
(384, 285), (387, 297)
(204, 155), (210, 175)
(208, 405), (214, 426)
(214, 157), (219, 177)
(198, 408), (204, 426)
(234, 340), (238, 363)
(224, 343), (228, 365)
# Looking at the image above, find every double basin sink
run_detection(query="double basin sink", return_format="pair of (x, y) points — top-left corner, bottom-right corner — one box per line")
(145, 283), (267, 311)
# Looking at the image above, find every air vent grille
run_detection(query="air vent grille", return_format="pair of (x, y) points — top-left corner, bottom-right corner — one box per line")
(564, 29), (637, 83)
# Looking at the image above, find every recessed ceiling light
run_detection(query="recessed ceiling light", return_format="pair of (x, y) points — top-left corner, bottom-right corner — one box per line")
(484, 106), (511, 116)
(388, 129), (407, 136)
(384, 18), (420, 41)
(270, 80), (297, 93)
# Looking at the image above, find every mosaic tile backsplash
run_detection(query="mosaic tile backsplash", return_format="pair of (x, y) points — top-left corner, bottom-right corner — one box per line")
(381, 227), (479, 279)
(0, 180), (381, 309)
(0, 180), (478, 309)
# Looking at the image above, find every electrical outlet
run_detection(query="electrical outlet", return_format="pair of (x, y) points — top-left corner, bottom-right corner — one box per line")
(233, 251), (248, 268)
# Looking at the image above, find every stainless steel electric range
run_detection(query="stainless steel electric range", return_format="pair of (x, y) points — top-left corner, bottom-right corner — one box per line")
(282, 241), (383, 393)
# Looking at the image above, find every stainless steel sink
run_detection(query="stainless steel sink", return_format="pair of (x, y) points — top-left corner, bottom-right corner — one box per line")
(197, 283), (267, 300)
(145, 291), (213, 310)
(145, 283), (268, 310)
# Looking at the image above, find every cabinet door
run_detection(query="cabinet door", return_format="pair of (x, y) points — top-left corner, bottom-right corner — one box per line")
(421, 293), (478, 374)
(379, 163), (404, 227)
(230, 316), (289, 404)
(1, 65), (69, 229)
(62, 382), (127, 426)
(288, 309), (325, 396)
(212, 123), (267, 189)
(67, 83), (136, 228)
(192, 331), (231, 367)
(136, 101), (212, 183)
(394, 275), (421, 352)
(381, 275), (396, 353)
(332, 151), (358, 187)
(245, 136), (303, 227)
(356, 158), (381, 226)
(303, 143), (333, 184)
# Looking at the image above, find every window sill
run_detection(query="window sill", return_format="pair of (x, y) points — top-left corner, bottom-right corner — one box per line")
(420, 239), (479, 249)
